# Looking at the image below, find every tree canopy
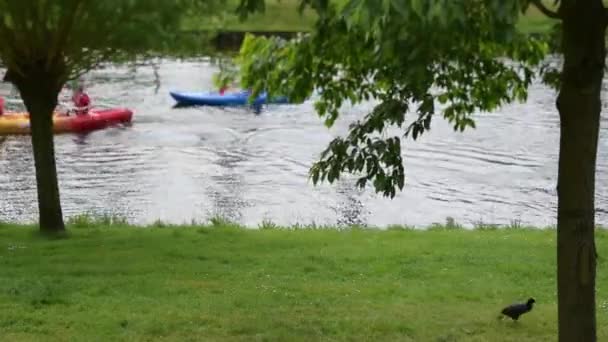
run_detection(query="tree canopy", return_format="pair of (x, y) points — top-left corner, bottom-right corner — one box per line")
(0, 0), (220, 84)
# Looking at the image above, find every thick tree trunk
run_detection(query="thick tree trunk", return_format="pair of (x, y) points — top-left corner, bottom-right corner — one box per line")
(12, 74), (65, 234)
(556, 1), (605, 341)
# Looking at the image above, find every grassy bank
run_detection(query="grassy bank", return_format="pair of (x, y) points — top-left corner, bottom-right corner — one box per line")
(182, 0), (316, 32)
(184, 0), (556, 34)
(1, 223), (607, 341)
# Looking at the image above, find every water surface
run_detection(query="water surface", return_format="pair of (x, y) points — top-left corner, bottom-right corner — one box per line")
(0, 59), (606, 227)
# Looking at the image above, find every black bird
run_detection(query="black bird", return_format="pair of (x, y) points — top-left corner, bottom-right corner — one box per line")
(501, 298), (535, 321)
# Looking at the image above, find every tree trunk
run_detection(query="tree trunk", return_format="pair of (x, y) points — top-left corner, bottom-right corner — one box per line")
(556, 1), (605, 341)
(13, 74), (65, 234)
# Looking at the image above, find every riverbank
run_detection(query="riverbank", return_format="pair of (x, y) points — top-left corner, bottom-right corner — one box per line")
(1, 222), (607, 340)
(185, 0), (556, 52)
(184, 0), (556, 35)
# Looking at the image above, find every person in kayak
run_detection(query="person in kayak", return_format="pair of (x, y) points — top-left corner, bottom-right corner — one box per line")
(219, 84), (229, 95)
(219, 81), (243, 95)
(71, 84), (91, 115)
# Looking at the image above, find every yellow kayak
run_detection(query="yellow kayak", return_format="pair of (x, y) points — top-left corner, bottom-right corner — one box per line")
(0, 108), (133, 135)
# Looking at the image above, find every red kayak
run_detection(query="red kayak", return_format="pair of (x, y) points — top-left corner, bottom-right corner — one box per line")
(0, 107), (133, 135)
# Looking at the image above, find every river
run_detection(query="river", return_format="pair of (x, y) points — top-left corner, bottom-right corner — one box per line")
(0, 58), (606, 228)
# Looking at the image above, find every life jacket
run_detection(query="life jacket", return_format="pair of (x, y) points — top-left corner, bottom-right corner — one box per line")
(77, 93), (90, 107)
(74, 93), (90, 115)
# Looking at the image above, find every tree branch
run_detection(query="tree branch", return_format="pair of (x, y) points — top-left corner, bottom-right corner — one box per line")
(530, 0), (561, 19)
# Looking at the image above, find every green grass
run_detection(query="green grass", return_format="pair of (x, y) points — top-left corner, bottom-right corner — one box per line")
(183, 0), (317, 32)
(183, 0), (556, 34)
(1, 221), (607, 341)
(517, 2), (558, 34)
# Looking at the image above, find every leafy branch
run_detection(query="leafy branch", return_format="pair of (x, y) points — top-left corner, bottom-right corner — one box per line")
(235, 0), (550, 197)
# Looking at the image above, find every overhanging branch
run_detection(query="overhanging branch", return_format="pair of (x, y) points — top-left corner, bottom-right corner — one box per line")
(530, 0), (561, 20)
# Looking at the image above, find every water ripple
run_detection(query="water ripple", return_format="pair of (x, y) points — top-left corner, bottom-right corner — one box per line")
(0, 60), (605, 228)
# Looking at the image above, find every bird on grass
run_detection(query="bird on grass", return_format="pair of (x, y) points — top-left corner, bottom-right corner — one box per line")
(500, 298), (535, 321)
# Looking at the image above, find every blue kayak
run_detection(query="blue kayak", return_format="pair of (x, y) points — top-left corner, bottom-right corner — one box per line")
(169, 90), (290, 106)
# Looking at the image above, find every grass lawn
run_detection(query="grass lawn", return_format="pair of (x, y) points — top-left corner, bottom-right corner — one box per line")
(518, 2), (558, 34)
(183, 0), (557, 34)
(0, 221), (607, 341)
(182, 0), (317, 32)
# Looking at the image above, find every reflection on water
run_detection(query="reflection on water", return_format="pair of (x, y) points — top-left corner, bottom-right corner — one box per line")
(0, 58), (606, 228)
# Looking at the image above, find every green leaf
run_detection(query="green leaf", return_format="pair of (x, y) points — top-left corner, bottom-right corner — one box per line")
(390, 0), (409, 17)
(410, 0), (423, 17)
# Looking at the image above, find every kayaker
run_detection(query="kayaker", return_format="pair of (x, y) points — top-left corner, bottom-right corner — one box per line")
(219, 84), (229, 95)
(219, 82), (240, 95)
(72, 84), (91, 115)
